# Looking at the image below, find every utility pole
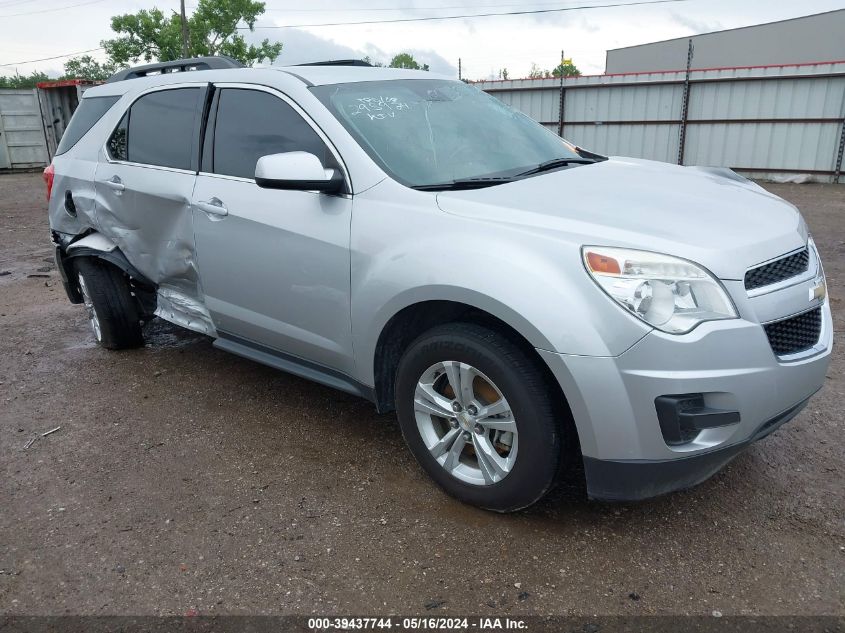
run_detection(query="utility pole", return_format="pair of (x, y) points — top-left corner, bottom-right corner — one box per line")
(557, 49), (565, 137)
(458, 58), (462, 81)
(180, 0), (190, 58)
(677, 39), (694, 165)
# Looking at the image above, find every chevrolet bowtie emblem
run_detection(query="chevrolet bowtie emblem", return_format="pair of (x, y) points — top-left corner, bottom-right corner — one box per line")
(810, 280), (827, 302)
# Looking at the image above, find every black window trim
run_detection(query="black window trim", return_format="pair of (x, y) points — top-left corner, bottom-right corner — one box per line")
(199, 85), (220, 174)
(105, 108), (130, 163)
(102, 82), (208, 174)
(196, 82), (352, 195)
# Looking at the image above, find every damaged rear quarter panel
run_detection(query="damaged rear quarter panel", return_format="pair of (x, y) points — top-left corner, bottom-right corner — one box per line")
(47, 155), (99, 236)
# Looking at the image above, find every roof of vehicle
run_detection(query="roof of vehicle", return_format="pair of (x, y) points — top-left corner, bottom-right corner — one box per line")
(83, 64), (453, 99)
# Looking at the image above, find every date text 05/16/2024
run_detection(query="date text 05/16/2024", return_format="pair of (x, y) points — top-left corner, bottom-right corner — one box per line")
(307, 617), (528, 630)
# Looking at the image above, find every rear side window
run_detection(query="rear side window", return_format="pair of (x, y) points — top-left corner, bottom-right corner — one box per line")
(120, 88), (201, 170)
(209, 88), (333, 179)
(55, 96), (119, 156)
(108, 113), (128, 161)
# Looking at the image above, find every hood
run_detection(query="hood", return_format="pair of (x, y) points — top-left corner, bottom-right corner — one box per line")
(435, 157), (807, 280)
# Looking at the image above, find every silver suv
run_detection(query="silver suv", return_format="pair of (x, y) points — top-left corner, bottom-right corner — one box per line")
(46, 57), (832, 512)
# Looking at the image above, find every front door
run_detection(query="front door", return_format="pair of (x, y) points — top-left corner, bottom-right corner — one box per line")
(191, 85), (354, 374)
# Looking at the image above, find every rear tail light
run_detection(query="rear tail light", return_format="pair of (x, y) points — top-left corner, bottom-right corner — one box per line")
(43, 163), (55, 203)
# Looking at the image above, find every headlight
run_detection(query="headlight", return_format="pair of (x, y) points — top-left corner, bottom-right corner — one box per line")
(582, 246), (737, 334)
(808, 236), (827, 302)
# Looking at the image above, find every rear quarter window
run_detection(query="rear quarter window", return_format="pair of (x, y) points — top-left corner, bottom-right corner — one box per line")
(55, 96), (120, 156)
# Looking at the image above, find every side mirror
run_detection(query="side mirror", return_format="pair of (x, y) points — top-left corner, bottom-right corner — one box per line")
(255, 152), (344, 194)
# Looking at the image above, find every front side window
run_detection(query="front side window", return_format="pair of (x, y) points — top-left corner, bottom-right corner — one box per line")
(209, 88), (333, 179)
(118, 88), (201, 170)
(56, 96), (119, 155)
(312, 79), (588, 188)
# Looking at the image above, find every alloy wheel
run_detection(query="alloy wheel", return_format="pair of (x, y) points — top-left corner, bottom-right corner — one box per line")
(413, 361), (518, 486)
(77, 272), (102, 342)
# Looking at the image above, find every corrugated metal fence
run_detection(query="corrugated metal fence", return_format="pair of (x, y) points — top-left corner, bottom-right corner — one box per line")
(474, 61), (845, 183)
(0, 82), (95, 171)
(0, 89), (49, 170)
(4, 64), (845, 180)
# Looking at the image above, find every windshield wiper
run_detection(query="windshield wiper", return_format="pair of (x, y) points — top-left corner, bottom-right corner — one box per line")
(412, 157), (598, 191)
(515, 157), (596, 178)
(412, 176), (515, 192)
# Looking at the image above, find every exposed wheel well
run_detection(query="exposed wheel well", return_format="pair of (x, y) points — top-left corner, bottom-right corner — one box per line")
(65, 252), (157, 319)
(373, 300), (584, 491)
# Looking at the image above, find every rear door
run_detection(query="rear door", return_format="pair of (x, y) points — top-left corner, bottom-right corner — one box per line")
(95, 85), (206, 310)
(191, 85), (354, 373)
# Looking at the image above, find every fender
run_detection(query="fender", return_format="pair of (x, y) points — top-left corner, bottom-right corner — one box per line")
(350, 179), (651, 382)
(66, 232), (118, 255)
(64, 233), (156, 290)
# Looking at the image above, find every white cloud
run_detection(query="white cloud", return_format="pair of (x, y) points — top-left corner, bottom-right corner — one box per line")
(669, 12), (723, 34)
(248, 26), (457, 75)
(2, 1), (844, 79)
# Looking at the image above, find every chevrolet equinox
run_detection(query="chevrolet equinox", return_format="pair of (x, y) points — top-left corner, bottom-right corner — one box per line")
(45, 57), (832, 511)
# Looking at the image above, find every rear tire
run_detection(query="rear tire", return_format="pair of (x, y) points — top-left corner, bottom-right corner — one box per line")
(74, 258), (144, 350)
(395, 323), (563, 512)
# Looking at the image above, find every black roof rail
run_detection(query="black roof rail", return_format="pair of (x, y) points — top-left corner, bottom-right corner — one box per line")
(295, 59), (373, 67)
(105, 56), (245, 83)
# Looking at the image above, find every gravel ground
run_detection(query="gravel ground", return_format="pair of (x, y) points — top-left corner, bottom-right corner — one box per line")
(0, 172), (843, 616)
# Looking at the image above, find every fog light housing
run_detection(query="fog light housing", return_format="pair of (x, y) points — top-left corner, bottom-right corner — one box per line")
(655, 394), (741, 446)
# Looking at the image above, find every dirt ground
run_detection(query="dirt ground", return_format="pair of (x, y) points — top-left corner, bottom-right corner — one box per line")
(0, 172), (843, 617)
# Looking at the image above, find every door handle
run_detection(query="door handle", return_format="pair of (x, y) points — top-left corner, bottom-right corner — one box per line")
(195, 197), (228, 217)
(104, 176), (124, 192)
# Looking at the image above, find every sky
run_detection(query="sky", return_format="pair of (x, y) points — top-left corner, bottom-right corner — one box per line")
(1, 0), (844, 80)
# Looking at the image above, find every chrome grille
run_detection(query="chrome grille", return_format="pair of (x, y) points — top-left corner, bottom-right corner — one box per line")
(745, 248), (809, 291)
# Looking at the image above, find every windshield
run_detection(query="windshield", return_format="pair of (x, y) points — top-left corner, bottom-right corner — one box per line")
(311, 79), (589, 189)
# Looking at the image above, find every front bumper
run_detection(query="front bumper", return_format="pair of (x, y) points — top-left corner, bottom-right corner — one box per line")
(539, 300), (832, 501)
(581, 396), (810, 501)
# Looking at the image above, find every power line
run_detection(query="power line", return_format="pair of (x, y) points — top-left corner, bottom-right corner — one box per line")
(254, 0), (627, 12)
(0, 0), (110, 18)
(0, 47), (104, 68)
(1, 0), (686, 69)
(0, 0), (40, 8)
(242, 0), (688, 28)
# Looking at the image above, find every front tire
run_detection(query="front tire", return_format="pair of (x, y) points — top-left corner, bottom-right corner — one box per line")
(74, 258), (144, 350)
(395, 323), (563, 512)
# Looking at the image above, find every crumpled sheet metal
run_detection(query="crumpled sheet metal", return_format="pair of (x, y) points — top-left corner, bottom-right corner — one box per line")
(155, 285), (216, 336)
(92, 188), (197, 284)
(55, 174), (217, 337)
(50, 180), (98, 237)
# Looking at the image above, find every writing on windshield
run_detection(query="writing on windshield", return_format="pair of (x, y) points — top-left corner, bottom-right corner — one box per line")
(312, 79), (583, 188)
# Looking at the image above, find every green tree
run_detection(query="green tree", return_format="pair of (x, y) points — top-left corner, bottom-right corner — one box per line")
(362, 55), (385, 68)
(0, 71), (49, 89)
(63, 55), (120, 81)
(389, 52), (429, 71)
(64, 0), (282, 77)
(528, 63), (551, 79)
(552, 60), (581, 78)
